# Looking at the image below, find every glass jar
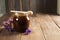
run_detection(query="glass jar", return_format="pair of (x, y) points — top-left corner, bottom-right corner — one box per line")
(10, 10), (33, 33)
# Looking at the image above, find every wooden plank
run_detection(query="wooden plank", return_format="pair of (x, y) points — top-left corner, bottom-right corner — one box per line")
(0, 32), (21, 40)
(0, 0), (6, 17)
(21, 17), (45, 40)
(38, 14), (60, 40)
(50, 15), (60, 28)
(8, 0), (15, 10)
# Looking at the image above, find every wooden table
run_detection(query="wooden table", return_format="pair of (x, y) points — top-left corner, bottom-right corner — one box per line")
(0, 13), (60, 40)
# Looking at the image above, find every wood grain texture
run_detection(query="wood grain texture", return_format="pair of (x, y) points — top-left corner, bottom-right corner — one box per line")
(39, 14), (60, 40)
(50, 15), (60, 28)
(0, 14), (60, 40)
(21, 17), (45, 40)
(0, 32), (21, 40)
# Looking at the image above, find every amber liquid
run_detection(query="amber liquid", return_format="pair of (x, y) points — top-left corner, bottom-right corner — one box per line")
(13, 16), (29, 33)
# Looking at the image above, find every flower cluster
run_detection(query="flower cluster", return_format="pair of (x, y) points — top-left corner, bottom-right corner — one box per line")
(2, 18), (31, 35)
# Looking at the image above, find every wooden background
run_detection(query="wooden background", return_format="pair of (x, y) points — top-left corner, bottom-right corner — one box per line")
(0, 0), (6, 17)
(5, 0), (57, 14)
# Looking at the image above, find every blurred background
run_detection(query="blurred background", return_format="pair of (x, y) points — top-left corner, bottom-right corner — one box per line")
(0, 0), (58, 17)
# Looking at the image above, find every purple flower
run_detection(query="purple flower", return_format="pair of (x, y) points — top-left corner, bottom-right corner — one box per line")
(25, 29), (31, 35)
(2, 19), (14, 32)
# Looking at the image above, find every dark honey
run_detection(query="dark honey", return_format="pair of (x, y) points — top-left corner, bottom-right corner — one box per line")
(13, 16), (29, 33)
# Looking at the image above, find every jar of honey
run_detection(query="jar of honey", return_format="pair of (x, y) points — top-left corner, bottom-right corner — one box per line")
(10, 11), (33, 33)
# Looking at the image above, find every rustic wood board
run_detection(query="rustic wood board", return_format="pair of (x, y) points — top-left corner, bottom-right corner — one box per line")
(0, 31), (21, 40)
(50, 15), (60, 28)
(0, 14), (60, 40)
(39, 14), (60, 40)
(21, 17), (45, 40)
(0, 33), (21, 40)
